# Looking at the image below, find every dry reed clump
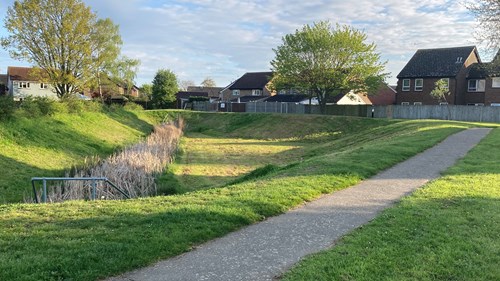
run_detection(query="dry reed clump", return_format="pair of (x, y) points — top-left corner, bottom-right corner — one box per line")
(39, 118), (184, 202)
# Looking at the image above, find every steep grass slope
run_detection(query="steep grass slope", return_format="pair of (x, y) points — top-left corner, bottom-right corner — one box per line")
(0, 110), (154, 203)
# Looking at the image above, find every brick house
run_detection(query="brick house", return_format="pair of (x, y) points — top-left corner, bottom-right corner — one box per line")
(220, 72), (275, 101)
(396, 46), (481, 105)
(466, 60), (500, 106)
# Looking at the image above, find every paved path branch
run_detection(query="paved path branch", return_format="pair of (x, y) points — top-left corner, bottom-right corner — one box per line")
(108, 128), (492, 281)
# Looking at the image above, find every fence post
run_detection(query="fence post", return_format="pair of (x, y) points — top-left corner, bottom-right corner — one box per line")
(42, 179), (47, 203)
(91, 180), (97, 200)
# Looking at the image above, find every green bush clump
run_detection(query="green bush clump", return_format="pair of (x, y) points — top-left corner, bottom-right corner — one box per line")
(123, 102), (144, 111)
(18, 96), (58, 117)
(0, 95), (17, 120)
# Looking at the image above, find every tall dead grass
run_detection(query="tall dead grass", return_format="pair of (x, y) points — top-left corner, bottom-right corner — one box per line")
(38, 118), (184, 202)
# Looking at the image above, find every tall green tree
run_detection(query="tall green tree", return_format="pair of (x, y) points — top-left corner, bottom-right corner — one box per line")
(466, 0), (500, 49)
(271, 21), (386, 113)
(151, 69), (179, 109)
(1, 0), (128, 98)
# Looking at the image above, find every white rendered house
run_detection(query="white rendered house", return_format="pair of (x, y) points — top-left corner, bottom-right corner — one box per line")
(7, 66), (57, 100)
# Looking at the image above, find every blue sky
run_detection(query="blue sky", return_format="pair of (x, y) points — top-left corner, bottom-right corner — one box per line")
(0, 0), (485, 87)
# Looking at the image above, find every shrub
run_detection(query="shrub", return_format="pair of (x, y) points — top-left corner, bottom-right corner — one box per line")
(123, 102), (144, 111)
(18, 96), (57, 118)
(0, 95), (17, 120)
(61, 97), (85, 113)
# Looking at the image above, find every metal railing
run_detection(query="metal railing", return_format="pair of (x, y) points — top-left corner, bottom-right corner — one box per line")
(31, 177), (130, 203)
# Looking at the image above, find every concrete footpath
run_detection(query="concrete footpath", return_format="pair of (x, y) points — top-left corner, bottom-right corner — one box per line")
(108, 128), (492, 281)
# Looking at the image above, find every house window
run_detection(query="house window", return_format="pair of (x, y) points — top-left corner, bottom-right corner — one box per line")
(492, 77), (500, 88)
(441, 78), (449, 89)
(232, 89), (240, 96)
(413, 102), (422, 105)
(401, 102), (409, 105)
(40, 83), (48, 89)
(278, 89), (287, 95)
(252, 89), (262, 96)
(468, 79), (485, 92)
(402, 79), (410, 91)
(467, 103), (484, 106)
(415, 79), (423, 91)
(19, 82), (30, 88)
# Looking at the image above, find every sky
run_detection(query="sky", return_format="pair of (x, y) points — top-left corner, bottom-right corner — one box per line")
(0, 0), (487, 87)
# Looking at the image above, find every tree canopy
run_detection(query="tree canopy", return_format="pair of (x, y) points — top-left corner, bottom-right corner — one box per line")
(201, 77), (217, 87)
(151, 69), (179, 109)
(430, 79), (451, 103)
(467, 0), (500, 49)
(271, 21), (386, 112)
(1, 0), (135, 98)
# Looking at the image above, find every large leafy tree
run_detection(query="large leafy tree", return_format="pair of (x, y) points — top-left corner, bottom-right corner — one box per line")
(1, 0), (128, 98)
(271, 21), (386, 113)
(466, 0), (500, 49)
(151, 69), (179, 109)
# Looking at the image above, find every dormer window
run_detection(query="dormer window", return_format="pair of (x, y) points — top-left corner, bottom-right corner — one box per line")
(456, 57), (463, 64)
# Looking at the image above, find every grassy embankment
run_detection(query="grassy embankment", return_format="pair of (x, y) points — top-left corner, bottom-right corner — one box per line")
(281, 128), (500, 281)
(0, 109), (155, 203)
(0, 110), (496, 280)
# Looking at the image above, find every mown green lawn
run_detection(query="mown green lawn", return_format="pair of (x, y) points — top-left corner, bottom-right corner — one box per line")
(1, 110), (493, 281)
(281, 128), (500, 281)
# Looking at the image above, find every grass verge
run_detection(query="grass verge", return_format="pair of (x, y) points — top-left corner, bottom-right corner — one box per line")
(280, 128), (500, 281)
(0, 113), (491, 281)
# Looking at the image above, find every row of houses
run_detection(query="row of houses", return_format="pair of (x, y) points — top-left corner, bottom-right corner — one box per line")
(176, 72), (397, 109)
(0, 66), (140, 101)
(2, 45), (499, 108)
(177, 45), (500, 109)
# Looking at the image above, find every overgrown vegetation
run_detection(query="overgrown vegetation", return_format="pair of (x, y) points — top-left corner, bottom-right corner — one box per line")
(280, 128), (500, 281)
(1, 110), (496, 281)
(40, 119), (184, 202)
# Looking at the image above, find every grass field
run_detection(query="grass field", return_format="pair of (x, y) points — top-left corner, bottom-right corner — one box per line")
(2, 109), (497, 281)
(281, 128), (500, 281)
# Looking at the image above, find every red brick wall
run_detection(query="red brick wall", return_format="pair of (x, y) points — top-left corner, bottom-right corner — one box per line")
(396, 78), (457, 105)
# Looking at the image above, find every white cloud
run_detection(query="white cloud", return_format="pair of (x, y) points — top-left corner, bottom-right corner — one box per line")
(0, 0), (484, 86)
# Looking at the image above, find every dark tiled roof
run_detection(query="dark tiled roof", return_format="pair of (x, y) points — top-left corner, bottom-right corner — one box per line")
(467, 62), (500, 78)
(187, 86), (223, 98)
(176, 91), (208, 99)
(264, 94), (308, 103)
(397, 46), (478, 78)
(7, 66), (41, 81)
(229, 72), (273, 90)
(230, 95), (267, 103)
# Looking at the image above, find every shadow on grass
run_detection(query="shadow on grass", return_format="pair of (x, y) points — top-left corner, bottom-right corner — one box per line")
(0, 154), (66, 203)
(105, 109), (154, 135)
(0, 198), (280, 281)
